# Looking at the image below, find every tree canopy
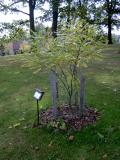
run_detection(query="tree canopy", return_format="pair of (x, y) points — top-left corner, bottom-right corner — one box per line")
(0, 0), (120, 43)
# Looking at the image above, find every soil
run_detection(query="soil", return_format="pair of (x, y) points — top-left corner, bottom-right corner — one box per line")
(39, 105), (100, 131)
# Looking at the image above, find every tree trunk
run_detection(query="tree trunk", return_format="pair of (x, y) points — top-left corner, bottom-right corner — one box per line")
(52, 0), (59, 37)
(66, 0), (71, 27)
(106, 0), (113, 45)
(108, 14), (113, 44)
(29, 0), (36, 35)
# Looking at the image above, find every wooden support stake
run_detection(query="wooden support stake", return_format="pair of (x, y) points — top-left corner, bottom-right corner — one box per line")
(79, 75), (85, 116)
(50, 71), (58, 118)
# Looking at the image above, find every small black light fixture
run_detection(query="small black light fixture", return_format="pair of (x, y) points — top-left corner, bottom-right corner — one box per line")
(33, 89), (44, 126)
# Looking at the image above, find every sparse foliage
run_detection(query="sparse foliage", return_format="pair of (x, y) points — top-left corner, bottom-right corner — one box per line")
(30, 21), (102, 108)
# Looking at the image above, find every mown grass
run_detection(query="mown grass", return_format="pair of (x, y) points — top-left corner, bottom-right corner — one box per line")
(0, 45), (120, 160)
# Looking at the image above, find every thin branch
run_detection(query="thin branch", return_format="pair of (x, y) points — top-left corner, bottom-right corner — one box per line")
(0, 3), (29, 15)
(112, 0), (117, 11)
(58, 65), (71, 94)
(11, 7), (29, 15)
(9, 0), (22, 7)
(69, 47), (81, 98)
(51, 69), (71, 97)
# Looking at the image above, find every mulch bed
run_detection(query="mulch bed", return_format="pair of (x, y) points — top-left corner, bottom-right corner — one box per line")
(39, 105), (100, 131)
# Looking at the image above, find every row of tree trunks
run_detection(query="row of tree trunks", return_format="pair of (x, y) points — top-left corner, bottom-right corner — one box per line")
(29, 0), (114, 44)
(29, 0), (59, 37)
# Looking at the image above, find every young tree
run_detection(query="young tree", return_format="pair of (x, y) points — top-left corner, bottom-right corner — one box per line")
(29, 20), (102, 112)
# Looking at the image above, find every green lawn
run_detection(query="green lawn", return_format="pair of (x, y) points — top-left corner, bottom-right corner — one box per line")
(0, 45), (120, 160)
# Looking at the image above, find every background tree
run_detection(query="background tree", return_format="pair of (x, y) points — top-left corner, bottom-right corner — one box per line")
(106, 0), (120, 44)
(51, 0), (60, 37)
(89, 0), (120, 44)
(29, 0), (36, 34)
(59, 0), (89, 26)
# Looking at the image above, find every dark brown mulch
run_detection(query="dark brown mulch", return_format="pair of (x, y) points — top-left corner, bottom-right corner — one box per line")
(39, 105), (100, 131)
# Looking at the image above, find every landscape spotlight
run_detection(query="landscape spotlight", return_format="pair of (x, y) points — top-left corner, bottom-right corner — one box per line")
(34, 89), (44, 101)
(33, 89), (44, 126)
